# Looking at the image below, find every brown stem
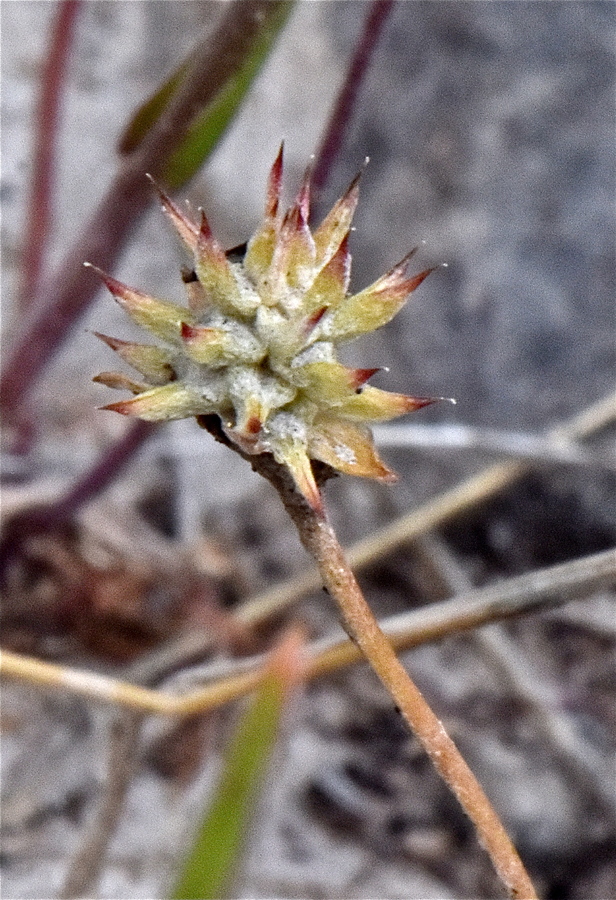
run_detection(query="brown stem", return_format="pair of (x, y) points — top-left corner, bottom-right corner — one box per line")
(289, 506), (538, 899)
(209, 424), (538, 899)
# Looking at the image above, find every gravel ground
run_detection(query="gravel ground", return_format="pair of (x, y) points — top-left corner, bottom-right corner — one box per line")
(2, 3), (615, 899)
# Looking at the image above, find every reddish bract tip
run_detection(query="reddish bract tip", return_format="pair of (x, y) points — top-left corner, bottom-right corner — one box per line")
(296, 163), (312, 221)
(401, 267), (436, 295)
(86, 265), (137, 303)
(303, 306), (328, 336)
(149, 178), (199, 251)
(265, 143), (284, 219)
(352, 367), (381, 389)
(100, 399), (135, 416)
(180, 321), (199, 341)
(93, 331), (127, 351)
(198, 208), (214, 243)
(405, 396), (443, 412)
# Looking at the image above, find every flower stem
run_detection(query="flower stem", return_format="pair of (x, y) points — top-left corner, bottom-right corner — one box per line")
(195, 415), (538, 898)
(296, 510), (537, 899)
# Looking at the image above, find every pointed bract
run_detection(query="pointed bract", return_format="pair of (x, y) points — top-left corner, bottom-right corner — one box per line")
(337, 386), (440, 422)
(149, 177), (199, 253)
(266, 203), (316, 300)
(312, 171), (360, 269)
(309, 417), (396, 482)
(194, 211), (256, 317)
(294, 361), (379, 406)
(303, 234), (351, 314)
(94, 333), (176, 384)
(325, 259), (435, 342)
(272, 438), (323, 515)
(102, 383), (210, 421)
(266, 143), (284, 219)
(88, 266), (192, 343)
(296, 161), (312, 221)
(243, 145), (284, 285)
(93, 371), (150, 394)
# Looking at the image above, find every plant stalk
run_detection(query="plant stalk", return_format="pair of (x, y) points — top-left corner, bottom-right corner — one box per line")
(1, 0), (291, 417)
(18, 0), (82, 314)
(173, 418), (540, 896)
(290, 504), (538, 900)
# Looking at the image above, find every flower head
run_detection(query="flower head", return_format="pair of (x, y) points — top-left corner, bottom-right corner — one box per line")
(92, 147), (440, 512)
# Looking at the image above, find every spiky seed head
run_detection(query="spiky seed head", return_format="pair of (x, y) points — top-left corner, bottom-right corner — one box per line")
(92, 147), (441, 512)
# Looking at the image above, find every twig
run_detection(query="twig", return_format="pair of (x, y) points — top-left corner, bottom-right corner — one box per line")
(412, 533), (616, 822)
(311, 0), (395, 198)
(0, 420), (156, 574)
(373, 422), (613, 468)
(3, 548), (614, 715)
(306, 546), (616, 678)
(243, 450), (537, 899)
(58, 709), (144, 899)
(236, 390), (616, 625)
(0, 1), (291, 416)
(0, 648), (266, 716)
(18, 0), (82, 314)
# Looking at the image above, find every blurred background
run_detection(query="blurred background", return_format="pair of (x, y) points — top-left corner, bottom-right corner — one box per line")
(2, 3), (615, 898)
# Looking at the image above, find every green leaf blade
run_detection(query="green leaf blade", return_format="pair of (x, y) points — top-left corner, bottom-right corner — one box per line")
(171, 631), (302, 900)
(163, 2), (294, 189)
(119, 1), (294, 191)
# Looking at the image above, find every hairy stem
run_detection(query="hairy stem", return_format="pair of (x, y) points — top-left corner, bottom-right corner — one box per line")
(286, 500), (538, 900)
(198, 418), (539, 899)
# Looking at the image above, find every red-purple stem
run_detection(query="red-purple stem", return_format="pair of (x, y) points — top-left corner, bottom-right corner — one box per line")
(18, 0), (82, 313)
(0, 0), (390, 558)
(0, 0), (286, 418)
(311, 0), (395, 197)
(0, 419), (157, 574)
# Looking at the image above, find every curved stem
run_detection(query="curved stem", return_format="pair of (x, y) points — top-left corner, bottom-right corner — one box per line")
(214, 421), (538, 898)
(287, 503), (538, 900)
